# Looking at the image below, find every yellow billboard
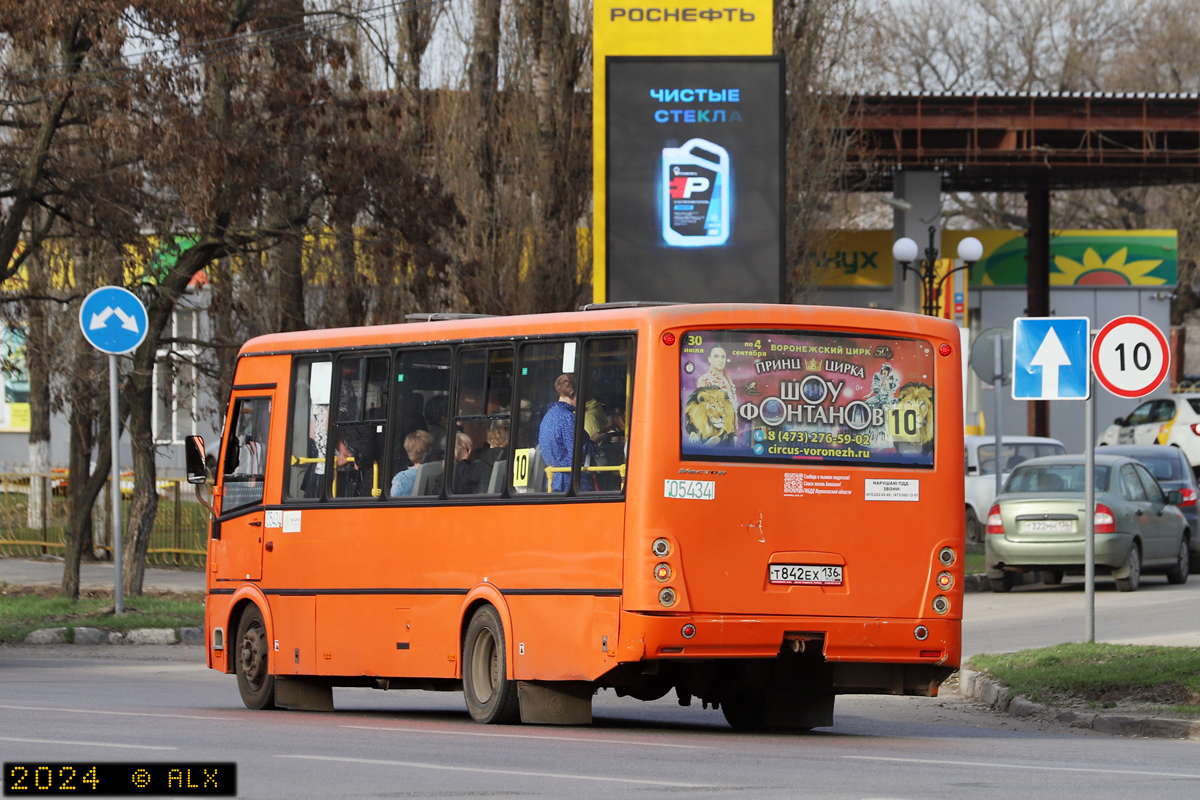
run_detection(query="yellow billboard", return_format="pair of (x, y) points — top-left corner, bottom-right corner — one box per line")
(592, 0), (774, 303)
(815, 230), (1178, 289)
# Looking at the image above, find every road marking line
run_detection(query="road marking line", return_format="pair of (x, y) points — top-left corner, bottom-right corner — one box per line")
(340, 724), (703, 749)
(0, 703), (236, 721)
(0, 736), (175, 751)
(844, 755), (1200, 780)
(277, 755), (714, 787)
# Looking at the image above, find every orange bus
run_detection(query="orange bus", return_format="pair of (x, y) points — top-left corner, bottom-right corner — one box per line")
(193, 303), (963, 729)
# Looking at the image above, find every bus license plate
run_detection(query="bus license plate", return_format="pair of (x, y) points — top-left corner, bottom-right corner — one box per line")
(664, 479), (715, 500)
(1020, 519), (1074, 533)
(769, 564), (843, 586)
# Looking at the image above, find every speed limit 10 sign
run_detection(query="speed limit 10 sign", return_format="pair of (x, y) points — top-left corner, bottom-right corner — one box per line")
(1091, 315), (1171, 398)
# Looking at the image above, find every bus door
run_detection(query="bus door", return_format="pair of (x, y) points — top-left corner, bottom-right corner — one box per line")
(214, 393), (274, 582)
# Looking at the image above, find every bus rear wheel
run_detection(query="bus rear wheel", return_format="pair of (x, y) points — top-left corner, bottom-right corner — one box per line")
(721, 689), (767, 731)
(235, 605), (276, 710)
(462, 605), (520, 724)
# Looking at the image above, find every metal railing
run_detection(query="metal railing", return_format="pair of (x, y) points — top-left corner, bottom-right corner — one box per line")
(0, 473), (208, 569)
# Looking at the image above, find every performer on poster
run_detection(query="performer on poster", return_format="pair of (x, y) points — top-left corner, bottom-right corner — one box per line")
(696, 345), (738, 407)
(866, 363), (900, 449)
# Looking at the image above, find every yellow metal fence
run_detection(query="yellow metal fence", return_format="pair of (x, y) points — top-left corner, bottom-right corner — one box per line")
(0, 474), (208, 569)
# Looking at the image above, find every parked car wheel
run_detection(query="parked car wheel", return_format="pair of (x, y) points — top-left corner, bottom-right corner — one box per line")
(989, 573), (1016, 593)
(965, 508), (983, 543)
(1042, 570), (1064, 585)
(1167, 537), (1190, 585)
(1114, 544), (1141, 592)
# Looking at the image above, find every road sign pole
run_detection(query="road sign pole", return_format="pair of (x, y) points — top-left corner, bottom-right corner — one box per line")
(1084, 369), (1095, 643)
(79, 285), (148, 616)
(993, 334), (1004, 499)
(110, 354), (123, 615)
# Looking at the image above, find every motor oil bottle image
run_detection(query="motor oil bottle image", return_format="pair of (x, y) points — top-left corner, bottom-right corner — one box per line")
(661, 138), (731, 247)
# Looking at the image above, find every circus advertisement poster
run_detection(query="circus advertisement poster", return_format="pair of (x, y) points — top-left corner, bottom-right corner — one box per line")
(679, 330), (936, 468)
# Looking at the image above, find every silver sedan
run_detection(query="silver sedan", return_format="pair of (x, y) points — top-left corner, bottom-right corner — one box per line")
(985, 454), (1190, 592)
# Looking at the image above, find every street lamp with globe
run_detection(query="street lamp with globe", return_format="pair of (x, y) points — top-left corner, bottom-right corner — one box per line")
(893, 225), (984, 317)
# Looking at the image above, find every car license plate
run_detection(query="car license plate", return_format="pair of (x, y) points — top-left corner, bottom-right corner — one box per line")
(769, 564), (843, 586)
(1020, 519), (1075, 533)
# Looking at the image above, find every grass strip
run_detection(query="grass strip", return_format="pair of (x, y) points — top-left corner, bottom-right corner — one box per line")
(955, 544), (984, 575)
(0, 585), (204, 644)
(969, 643), (1200, 715)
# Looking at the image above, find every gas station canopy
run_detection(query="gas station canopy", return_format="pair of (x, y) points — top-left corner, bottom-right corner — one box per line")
(843, 91), (1200, 192)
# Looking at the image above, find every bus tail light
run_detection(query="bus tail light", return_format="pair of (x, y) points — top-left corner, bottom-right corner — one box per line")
(1095, 503), (1116, 534)
(654, 563), (672, 582)
(661, 332), (676, 346)
(1178, 488), (1198, 508)
(938, 343), (952, 357)
(938, 547), (955, 566)
(932, 595), (950, 615)
(652, 538), (672, 557)
(937, 571), (953, 590)
(1191, 423), (1200, 435)
(913, 625), (929, 641)
(659, 587), (677, 607)
(681, 623), (696, 639)
(986, 504), (1004, 534)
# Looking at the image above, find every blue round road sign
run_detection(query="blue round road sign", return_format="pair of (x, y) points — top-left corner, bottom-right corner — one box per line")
(78, 286), (149, 355)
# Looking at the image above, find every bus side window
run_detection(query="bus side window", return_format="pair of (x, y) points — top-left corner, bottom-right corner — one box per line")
(450, 348), (513, 496)
(389, 348), (452, 499)
(223, 396), (272, 511)
(330, 353), (390, 499)
(514, 340), (578, 495)
(285, 357), (332, 500)
(578, 337), (633, 494)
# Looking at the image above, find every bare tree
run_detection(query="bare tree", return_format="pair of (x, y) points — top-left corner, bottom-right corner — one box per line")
(777, 0), (863, 300)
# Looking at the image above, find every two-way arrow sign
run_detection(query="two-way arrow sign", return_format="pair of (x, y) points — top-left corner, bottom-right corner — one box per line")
(88, 306), (140, 333)
(78, 286), (149, 356)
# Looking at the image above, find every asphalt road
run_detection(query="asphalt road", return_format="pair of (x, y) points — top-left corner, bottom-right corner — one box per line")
(4, 570), (1200, 798)
(2, 645), (1199, 800)
(962, 570), (1200, 656)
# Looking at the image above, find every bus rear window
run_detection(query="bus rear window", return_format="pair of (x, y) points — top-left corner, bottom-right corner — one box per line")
(679, 330), (936, 468)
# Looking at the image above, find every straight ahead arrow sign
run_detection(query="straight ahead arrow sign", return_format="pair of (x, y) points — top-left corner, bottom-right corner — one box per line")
(1030, 326), (1072, 398)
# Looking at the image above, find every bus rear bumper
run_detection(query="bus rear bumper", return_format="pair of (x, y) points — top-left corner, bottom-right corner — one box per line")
(621, 611), (960, 669)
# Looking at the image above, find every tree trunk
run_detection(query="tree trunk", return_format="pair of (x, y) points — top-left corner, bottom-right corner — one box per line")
(25, 245), (51, 529)
(123, 317), (160, 597)
(470, 0), (501, 239)
(267, 0), (309, 334)
(62, 357), (106, 600)
(271, 189), (307, 333)
(63, 334), (112, 600)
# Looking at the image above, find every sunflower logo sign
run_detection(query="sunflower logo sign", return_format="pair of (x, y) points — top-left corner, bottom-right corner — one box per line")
(1053, 246), (1166, 286)
(951, 230), (1178, 287)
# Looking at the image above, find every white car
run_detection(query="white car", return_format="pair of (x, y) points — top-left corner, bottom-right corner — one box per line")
(964, 434), (1067, 542)
(1098, 394), (1200, 472)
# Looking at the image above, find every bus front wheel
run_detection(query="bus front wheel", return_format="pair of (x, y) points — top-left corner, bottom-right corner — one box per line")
(235, 605), (276, 710)
(462, 605), (521, 724)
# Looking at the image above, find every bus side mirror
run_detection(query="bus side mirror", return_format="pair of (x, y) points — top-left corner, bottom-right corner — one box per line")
(185, 435), (208, 485)
(1168, 489), (1183, 506)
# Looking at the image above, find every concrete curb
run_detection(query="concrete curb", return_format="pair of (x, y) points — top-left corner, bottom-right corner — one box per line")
(958, 667), (1200, 741)
(21, 626), (203, 646)
(963, 572), (1041, 592)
